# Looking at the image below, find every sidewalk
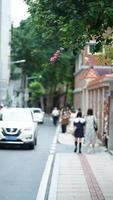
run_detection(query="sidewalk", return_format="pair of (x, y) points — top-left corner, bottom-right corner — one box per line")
(48, 133), (113, 200)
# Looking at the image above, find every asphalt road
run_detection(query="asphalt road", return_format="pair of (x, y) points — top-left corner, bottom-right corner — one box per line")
(0, 116), (56, 200)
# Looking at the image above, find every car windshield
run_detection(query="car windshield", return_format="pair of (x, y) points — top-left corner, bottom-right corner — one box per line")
(2, 109), (33, 122)
(33, 110), (41, 113)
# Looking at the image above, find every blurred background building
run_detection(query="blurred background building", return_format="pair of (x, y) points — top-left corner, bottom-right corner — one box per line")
(0, 0), (11, 105)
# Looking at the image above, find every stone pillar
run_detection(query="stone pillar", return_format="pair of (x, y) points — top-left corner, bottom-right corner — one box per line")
(108, 84), (113, 150)
(97, 89), (100, 129)
(82, 88), (85, 115)
(101, 87), (105, 134)
(89, 90), (93, 108)
(82, 88), (88, 116)
(86, 89), (89, 115)
(93, 90), (96, 115)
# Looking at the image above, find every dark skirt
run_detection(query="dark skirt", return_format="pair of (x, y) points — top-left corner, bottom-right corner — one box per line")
(74, 129), (84, 138)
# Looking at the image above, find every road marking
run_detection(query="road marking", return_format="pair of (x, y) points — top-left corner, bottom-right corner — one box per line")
(36, 154), (54, 200)
(48, 154), (59, 200)
(35, 125), (59, 200)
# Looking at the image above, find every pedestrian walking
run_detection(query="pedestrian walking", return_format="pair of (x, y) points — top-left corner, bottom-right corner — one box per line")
(60, 109), (70, 133)
(73, 111), (85, 153)
(51, 107), (60, 126)
(85, 108), (98, 153)
(68, 107), (77, 134)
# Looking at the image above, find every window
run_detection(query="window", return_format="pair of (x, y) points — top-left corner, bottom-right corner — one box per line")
(87, 41), (104, 54)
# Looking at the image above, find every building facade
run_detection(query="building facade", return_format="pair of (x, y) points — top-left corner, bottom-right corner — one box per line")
(73, 40), (113, 150)
(0, 0), (11, 105)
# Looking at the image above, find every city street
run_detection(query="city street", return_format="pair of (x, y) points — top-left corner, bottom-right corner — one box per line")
(0, 1), (113, 200)
(0, 116), (56, 200)
(0, 115), (113, 200)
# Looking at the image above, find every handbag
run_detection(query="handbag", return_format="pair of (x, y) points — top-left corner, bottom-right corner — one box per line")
(68, 122), (76, 135)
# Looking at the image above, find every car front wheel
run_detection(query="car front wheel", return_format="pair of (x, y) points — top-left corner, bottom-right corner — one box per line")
(35, 137), (37, 145)
(29, 141), (35, 150)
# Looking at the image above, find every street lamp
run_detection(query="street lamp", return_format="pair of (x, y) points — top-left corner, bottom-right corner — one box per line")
(11, 59), (26, 64)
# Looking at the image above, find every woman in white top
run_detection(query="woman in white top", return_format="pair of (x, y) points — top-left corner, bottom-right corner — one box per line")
(51, 107), (59, 126)
(85, 108), (98, 152)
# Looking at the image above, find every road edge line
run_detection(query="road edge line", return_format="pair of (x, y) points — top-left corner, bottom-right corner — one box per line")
(35, 125), (59, 200)
(36, 154), (54, 200)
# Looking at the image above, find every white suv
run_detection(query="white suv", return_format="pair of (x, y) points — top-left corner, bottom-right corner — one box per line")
(0, 108), (38, 149)
(31, 108), (45, 124)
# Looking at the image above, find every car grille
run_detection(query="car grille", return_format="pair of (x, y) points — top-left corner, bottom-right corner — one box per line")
(1, 128), (21, 137)
(6, 128), (17, 133)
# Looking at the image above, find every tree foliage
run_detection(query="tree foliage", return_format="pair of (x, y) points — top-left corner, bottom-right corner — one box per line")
(29, 81), (45, 105)
(11, 15), (74, 108)
(25, 0), (113, 53)
(11, 0), (113, 109)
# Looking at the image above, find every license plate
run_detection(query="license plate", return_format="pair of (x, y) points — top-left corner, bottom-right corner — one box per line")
(5, 136), (17, 141)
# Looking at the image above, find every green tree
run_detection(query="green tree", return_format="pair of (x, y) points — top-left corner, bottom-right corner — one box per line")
(11, 17), (74, 110)
(105, 45), (113, 61)
(29, 81), (45, 106)
(23, 0), (113, 110)
(11, 0), (113, 110)
(25, 0), (113, 53)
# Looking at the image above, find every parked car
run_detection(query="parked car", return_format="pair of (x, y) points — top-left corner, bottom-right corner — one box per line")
(31, 108), (45, 124)
(0, 108), (38, 149)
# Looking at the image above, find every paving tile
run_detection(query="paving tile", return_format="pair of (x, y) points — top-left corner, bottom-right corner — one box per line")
(48, 149), (113, 200)
(57, 193), (91, 200)
(105, 197), (113, 200)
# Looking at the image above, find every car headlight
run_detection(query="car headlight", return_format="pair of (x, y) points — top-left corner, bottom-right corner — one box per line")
(25, 134), (32, 139)
(22, 127), (33, 139)
(23, 127), (33, 131)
